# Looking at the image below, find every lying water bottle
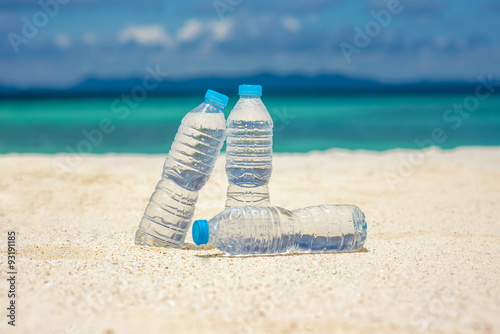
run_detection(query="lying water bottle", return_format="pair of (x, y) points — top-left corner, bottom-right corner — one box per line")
(225, 84), (273, 207)
(192, 205), (367, 256)
(135, 90), (228, 248)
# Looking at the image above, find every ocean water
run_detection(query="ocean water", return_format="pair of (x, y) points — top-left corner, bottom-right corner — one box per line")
(0, 94), (499, 154)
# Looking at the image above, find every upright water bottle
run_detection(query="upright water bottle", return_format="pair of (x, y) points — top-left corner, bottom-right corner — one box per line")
(225, 84), (273, 207)
(135, 90), (228, 248)
(192, 205), (367, 256)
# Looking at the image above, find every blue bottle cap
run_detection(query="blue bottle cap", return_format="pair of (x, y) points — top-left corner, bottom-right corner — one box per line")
(192, 220), (209, 246)
(205, 89), (229, 107)
(238, 84), (262, 97)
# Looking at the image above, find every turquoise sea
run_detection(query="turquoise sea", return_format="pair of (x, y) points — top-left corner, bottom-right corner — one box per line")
(1, 94), (499, 153)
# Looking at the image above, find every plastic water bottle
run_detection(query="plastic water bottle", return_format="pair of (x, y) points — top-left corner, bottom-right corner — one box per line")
(135, 90), (229, 248)
(225, 84), (273, 207)
(192, 205), (367, 255)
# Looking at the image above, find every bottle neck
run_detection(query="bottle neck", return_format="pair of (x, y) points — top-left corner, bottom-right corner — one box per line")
(239, 95), (261, 100)
(204, 99), (225, 111)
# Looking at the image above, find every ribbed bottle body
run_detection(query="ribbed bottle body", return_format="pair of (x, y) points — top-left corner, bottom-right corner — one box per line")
(136, 102), (226, 247)
(209, 207), (294, 255)
(293, 205), (367, 252)
(225, 97), (273, 207)
(207, 205), (367, 255)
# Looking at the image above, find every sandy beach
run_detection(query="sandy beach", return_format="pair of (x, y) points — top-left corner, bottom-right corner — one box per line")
(1, 147), (499, 334)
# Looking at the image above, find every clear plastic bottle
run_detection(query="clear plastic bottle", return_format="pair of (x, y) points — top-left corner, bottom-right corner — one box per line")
(135, 90), (228, 248)
(192, 205), (367, 255)
(225, 84), (273, 207)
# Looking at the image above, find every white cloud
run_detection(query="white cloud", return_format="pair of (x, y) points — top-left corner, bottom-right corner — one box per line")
(118, 24), (173, 47)
(281, 16), (301, 32)
(54, 34), (71, 48)
(175, 19), (233, 43)
(177, 18), (203, 42)
(208, 20), (232, 41)
(83, 32), (96, 45)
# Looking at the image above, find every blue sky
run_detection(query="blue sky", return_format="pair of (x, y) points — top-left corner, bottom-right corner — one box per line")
(1, 0), (499, 87)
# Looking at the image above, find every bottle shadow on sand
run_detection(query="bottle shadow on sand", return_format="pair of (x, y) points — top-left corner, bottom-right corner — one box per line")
(191, 245), (370, 258)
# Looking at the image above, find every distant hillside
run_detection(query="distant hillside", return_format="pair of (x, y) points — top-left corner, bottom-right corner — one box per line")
(0, 73), (480, 98)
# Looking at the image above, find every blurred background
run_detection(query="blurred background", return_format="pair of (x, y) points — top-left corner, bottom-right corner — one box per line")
(0, 0), (499, 153)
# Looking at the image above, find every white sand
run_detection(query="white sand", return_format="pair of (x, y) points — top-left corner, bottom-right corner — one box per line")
(1, 147), (499, 333)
